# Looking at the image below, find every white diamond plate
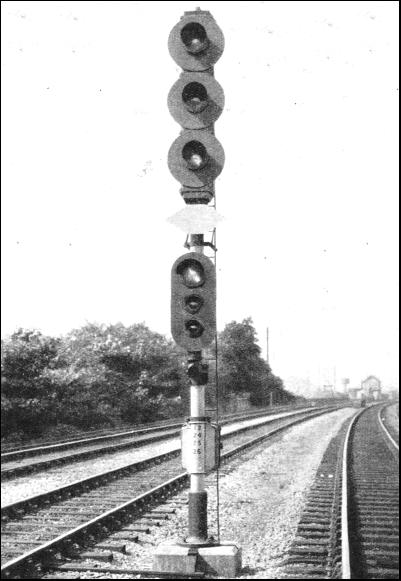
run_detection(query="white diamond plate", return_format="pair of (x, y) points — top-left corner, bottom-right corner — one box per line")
(167, 205), (224, 233)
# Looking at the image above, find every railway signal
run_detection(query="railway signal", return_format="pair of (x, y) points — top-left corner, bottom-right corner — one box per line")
(167, 9), (225, 204)
(167, 73), (224, 129)
(155, 10), (241, 577)
(168, 11), (224, 71)
(171, 252), (216, 352)
(167, 9), (223, 552)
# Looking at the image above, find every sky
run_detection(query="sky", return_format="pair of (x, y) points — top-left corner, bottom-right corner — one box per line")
(1, 1), (399, 393)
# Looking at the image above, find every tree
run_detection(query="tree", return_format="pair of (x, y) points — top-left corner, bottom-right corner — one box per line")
(1, 319), (291, 441)
(1, 323), (189, 439)
(217, 318), (287, 406)
(1, 329), (60, 436)
(57, 322), (188, 426)
(218, 318), (264, 395)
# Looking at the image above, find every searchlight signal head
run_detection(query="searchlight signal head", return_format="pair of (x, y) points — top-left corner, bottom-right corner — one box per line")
(171, 252), (216, 350)
(168, 10), (225, 205)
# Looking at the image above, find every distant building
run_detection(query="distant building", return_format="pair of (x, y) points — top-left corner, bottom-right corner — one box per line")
(361, 375), (381, 398)
(322, 384), (334, 397)
(349, 387), (362, 400)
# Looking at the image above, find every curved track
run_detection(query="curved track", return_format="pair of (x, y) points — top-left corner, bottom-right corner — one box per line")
(280, 403), (399, 580)
(341, 404), (399, 579)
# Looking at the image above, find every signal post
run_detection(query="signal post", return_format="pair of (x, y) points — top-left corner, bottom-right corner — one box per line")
(153, 9), (241, 577)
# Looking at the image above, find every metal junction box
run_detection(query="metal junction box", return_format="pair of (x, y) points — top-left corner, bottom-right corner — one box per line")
(181, 420), (220, 474)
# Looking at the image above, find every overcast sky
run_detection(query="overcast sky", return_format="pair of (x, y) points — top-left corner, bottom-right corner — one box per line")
(1, 1), (399, 392)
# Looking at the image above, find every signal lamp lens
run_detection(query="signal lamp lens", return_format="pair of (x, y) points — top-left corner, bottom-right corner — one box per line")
(186, 319), (204, 338)
(182, 82), (208, 113)
(179, 260), (205, 288)
(182, 141), (208, 170)
(185, 295), (203, 314)
(181, 23), (209, 54)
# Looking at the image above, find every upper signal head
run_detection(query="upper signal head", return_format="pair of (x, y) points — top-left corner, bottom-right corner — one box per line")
(168, 11), (224, 72)
(168, 10), (225, 205)
(168, 72), (224, 130)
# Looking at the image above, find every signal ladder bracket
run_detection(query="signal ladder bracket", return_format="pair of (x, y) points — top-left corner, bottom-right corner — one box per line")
(184, 234), (217, 253)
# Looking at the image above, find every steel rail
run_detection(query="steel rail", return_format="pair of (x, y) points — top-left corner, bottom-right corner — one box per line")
(1, 417), (184, 455)
(2, 404), (297, 461)
(340, 403), (398, 580)
(378, 404), (399, 451)
(1, 473), (189, 579)
(1, 405), (335, 520)
(340, 407), (366, 580)
(0, 428), (181, 481)
(1, 449), (180, 521)
(1, 405), (341, 579)
(1, 423), (182, 461)
(1, 404), (338, 484)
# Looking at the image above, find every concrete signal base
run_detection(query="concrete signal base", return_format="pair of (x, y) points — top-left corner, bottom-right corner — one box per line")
(153, 540), (242, 578)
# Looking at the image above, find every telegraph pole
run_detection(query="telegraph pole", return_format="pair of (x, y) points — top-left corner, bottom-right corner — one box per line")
(154, 10), (241, 577)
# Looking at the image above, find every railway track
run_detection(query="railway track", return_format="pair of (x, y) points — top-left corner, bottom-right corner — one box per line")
(280, 403), (399, 579)
(2, 405), (300, 459)
(2, 407), (333, 519)
(1, 427), (182, 481)
(342, 404), (399, 579)
(1, 405), (309, 480)
(1, 406), (324, 482)
(1, 417), (185, 455)
(378, 403), (399, 448)
(1, 405), (341, 579)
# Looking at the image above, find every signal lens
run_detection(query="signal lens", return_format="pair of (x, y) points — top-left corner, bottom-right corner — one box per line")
(181, 23), (209, 54)
(186, 319), (204, 338)
(182, 82), (208, 113)
(185, 295), (203, 314)
(180, 260), (205, 288)
(182, 141), (208, 170)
